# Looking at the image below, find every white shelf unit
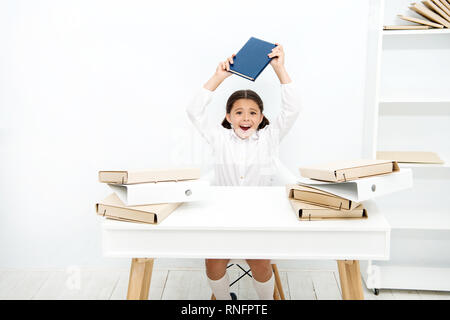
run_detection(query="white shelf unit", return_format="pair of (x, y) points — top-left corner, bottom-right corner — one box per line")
(361, 0), (450, 293)
(383, 29), (450, 35)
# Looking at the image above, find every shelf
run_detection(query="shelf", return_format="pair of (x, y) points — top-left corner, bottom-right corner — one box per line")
(379, 99), (450, 104)
(378, 100), (450, 116)
(377, 206), (450, 231)
(372, 0), (450, 293)
(362, 264), (450, 292)
(383, 29), (450, 35)
(389, 221), (450, 231)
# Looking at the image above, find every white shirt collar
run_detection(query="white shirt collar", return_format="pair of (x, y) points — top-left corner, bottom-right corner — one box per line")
(229, 128), (260, 141)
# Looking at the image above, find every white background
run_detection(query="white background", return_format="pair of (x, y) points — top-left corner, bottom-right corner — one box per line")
(0, 0), (372, 269)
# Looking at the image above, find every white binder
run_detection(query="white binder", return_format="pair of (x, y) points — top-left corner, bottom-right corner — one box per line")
(108, 179), (210, 206)
(297, 169), (413, 202)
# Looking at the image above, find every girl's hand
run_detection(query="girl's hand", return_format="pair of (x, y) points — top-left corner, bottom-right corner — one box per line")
(215, 54), (236, 80)
(268, 43), (285, 70)
(204, 54), (236, 91)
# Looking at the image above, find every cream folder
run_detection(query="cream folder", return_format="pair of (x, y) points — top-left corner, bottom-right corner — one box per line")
(108, 179), (210, 206)
(297, 169), (413, 202)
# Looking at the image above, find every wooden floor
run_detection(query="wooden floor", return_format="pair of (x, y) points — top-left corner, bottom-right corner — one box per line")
(1, 267), (449, 300)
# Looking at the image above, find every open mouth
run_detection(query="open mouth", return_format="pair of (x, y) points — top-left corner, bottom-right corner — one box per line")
(240, 125), (251, 131)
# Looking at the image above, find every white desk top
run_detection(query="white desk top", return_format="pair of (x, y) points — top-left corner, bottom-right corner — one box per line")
(102, 186), (390, 232)
(100, 187), (390, 260)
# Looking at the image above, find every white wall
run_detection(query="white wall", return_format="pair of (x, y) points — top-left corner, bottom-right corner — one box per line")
(0, 0), (372, 269)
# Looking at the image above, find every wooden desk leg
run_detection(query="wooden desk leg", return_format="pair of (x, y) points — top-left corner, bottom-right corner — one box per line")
(337, 260), (364, 300)
(272, 264), (285, 300)
(273, 284), (281, 300)
(127, 258), (154, 300)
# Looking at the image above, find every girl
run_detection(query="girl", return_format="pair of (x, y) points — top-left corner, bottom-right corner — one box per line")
(186, 44), (301, 300)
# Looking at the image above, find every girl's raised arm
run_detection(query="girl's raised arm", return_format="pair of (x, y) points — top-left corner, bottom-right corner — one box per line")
(271, 81), (301, 142)
(268, 44), (302, 141)
(186, 55), (235, 146)
(203, 54), (236, 91)
(268, 44), (292, 85)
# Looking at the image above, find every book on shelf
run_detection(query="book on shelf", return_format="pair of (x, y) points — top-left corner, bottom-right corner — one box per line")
(409, 2), (450, 28)
(288, 198), (367, 221)
(376, 151), (444, 164)
(298, 159), (399, 182)
(423, 0), (450, 22)
(440, 0), (450, 12)
(98, 167), (201, 185)
(96, 193), (182, 224)
(384, 25), (431, 30)
(286, 185), (360, 210)
(436, 0), (450, 17)
(398, 14), (444, 28)
(229, 37), (276, 81)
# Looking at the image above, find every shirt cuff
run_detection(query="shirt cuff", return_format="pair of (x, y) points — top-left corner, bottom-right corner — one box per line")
(280, 81), (293, 88)
(201, 86), (215, 94)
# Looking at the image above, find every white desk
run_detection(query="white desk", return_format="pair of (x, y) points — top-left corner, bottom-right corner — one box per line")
(101, 186), (390, 300)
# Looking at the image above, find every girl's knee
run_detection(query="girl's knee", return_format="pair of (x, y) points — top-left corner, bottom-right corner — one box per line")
(246, 259), (272, 282)
(205, 259), (230, 267)
(205, 259), (230, 280)
(246, 259), (271, 269)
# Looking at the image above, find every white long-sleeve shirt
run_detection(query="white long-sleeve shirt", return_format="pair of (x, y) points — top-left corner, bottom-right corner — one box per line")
(186, 82), (301, 186)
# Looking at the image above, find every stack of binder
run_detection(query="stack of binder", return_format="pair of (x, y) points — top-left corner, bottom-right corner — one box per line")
(288, 159), (412, 221)
(287, 185), (367, 221)
(95, 168), (209, 224)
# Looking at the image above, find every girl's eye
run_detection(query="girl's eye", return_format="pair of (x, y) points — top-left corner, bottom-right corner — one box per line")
(236, 112), (242, 115)
(251, 112), (256, 115)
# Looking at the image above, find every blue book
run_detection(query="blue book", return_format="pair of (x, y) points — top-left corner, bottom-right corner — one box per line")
(229, 37), (276, 81)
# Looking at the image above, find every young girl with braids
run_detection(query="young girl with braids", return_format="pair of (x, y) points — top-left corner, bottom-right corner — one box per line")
(187, 44), (301, 300)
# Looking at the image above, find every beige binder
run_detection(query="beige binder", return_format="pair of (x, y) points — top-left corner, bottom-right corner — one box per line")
(288, 199), (367, 221)
(297, 169), (413, 202)
(98, 168), (201, 184)
(96, 193), (182, 224)
(286, 185), (360, 210)
(299, 159), (399, 182)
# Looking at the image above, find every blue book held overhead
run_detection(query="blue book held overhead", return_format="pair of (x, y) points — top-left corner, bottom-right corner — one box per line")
(229, 37), (277, 81)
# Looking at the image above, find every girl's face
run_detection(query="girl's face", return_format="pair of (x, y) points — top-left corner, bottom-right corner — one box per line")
(226, 99), (263, 139)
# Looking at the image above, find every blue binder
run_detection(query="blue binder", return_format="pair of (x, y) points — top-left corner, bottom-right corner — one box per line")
(229, 37), (277, 81)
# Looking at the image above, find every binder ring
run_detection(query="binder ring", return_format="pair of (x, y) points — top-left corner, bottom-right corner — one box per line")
(185, 189), (192, 196)
(371, 184), (376, 192)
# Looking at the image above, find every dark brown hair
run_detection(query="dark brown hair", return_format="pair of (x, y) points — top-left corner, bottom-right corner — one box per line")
(221, 89), (270, 130)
